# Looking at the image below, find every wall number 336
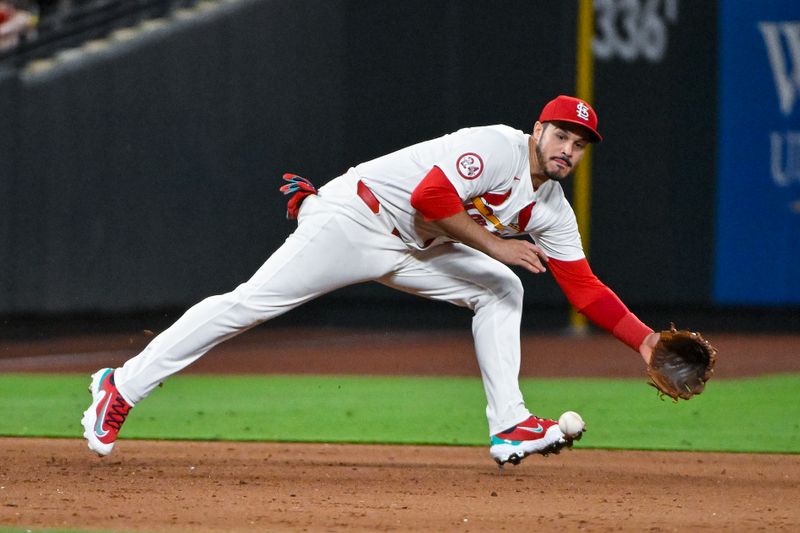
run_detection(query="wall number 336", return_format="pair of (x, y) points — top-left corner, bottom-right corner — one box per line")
(592, 0), (679, 63)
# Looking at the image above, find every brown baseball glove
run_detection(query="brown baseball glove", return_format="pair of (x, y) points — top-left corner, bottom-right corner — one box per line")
(646, 325), (717, 401)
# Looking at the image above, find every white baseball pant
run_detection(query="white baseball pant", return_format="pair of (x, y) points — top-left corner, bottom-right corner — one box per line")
(114, 174), (532, 435)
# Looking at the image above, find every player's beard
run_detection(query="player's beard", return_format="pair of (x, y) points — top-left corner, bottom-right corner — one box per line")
(535, 143), (573, 182)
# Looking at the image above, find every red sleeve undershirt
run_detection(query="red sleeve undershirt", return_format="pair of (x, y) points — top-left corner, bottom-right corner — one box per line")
(409, 167), (651, 351)
(548, 258), (653, 351)
(410, 166), (465, 221)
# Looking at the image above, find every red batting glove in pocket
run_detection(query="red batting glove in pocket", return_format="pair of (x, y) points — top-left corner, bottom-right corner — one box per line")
(279, 173), (318, 220)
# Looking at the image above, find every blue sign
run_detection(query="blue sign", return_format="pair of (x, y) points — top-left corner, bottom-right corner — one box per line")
(715, 0), (800, 304)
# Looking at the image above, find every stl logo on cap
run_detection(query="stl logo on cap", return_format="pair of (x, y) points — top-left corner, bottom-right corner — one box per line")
(576, 102), (590, 121)
(457, 152), (484, 180)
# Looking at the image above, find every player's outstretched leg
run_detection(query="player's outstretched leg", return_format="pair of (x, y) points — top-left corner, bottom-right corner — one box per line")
(81, 368), (133, 456)
(489, 414), (582, 466)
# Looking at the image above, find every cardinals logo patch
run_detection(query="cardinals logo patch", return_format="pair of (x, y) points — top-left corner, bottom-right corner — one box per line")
(456, 153), (484, 180)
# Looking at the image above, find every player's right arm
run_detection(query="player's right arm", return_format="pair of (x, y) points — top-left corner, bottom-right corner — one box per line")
(410, 167), (548, 274)
(437, 210), (549, 274)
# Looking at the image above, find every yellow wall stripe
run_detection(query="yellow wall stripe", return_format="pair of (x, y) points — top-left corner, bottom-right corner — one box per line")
(571, 0), (595, 331)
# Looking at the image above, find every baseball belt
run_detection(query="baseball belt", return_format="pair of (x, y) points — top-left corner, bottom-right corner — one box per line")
(357, 180), (402, 238)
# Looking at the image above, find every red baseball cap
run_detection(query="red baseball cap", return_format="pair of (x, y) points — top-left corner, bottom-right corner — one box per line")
(538, 95), (602, 142)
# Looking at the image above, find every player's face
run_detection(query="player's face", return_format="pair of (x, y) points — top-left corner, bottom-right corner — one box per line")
(532, 122), (589, 182)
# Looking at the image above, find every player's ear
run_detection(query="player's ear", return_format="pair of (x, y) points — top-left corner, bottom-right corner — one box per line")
(532, 121), (544, 142)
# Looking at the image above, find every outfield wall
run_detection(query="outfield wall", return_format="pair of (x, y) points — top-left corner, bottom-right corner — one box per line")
(0, 0), (796, 327)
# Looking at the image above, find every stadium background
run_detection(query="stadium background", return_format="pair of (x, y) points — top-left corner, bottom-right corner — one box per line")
(1, 0), (797, 334)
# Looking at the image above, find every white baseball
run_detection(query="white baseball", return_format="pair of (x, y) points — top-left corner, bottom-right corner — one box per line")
(558, 411), (585, 437)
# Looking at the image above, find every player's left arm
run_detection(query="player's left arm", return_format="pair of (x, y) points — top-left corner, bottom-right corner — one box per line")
(547, 257), (659, 363)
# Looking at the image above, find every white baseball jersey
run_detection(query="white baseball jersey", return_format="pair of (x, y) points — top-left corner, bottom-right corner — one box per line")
(351, 125), (585, 261)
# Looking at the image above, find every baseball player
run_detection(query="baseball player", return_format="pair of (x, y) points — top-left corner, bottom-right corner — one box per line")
(82, 95), (661, 466)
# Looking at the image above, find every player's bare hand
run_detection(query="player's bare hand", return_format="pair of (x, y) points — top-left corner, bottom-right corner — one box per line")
(489, 239), (549, 274)
(638, 331), (660, 364)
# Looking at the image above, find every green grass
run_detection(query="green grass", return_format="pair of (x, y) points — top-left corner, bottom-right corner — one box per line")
(1, 373), (798, 453)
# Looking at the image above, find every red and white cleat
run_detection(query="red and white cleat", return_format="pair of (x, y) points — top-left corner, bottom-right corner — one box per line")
(489, 414), (582, 466)
(81, 368), (132, 456)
